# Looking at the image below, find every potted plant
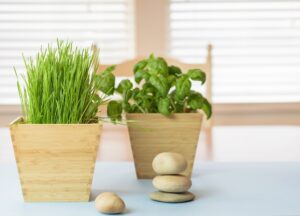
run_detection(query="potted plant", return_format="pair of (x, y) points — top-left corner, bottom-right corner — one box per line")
(107, 54), (212, 179)
(10, 41), (114, 202)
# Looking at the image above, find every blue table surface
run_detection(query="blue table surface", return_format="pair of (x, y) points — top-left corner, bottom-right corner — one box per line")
(1, 161), (300, 216)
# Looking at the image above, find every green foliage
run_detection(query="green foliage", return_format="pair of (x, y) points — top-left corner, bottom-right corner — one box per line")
(15, 40), (112, 124)
(175, 75), (191, 100)
(149, 75), (169, 97)
(158, 97), (171, 115)
(107, 54), (212, 122)
(116, 79), (133, 94)
(187, 91), (203, 110)
(107, 101), (123, 122)
(95, 65), (115, 95)
(187, 69), (206, 84)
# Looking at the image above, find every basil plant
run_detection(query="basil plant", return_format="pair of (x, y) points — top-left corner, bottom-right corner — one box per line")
(103, 54), (212, 122)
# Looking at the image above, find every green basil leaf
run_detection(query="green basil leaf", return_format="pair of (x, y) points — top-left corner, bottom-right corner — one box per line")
(156, 57), (169, 75)
(134, 70), (144, 83)
(167, 74), (176, 86)
(202, 98), (212, 119)
(169, 90), (184, 112)
(122, 101), (132, 113)
(142, 71), (151, 81)
(168, 65), (182, 76)
(134, 70), (150, 84)
(147, 56), (168, 76)
(103, 65), (116, 73)
(134, 59), (147, 73)
(107, 101), (122, 122)
(95, 72), (115, 95)
(174, 101), (184, 113)
(149, 75), (169, 97)
(187, 69), (206, 84)
(132, 88), (141, 100)
(175, 75), (191, 100)
(187, 92), (203, 110)
(134, 60), (148, 83)
(158, 97), (171, 116)
(142, 97), (152, 112)
(141, 83), (155, 95)
(116, 79), (133, 94)
(123, 89), (133, 102)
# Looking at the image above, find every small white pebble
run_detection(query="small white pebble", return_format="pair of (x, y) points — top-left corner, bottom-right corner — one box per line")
(95, 192), (125, 214)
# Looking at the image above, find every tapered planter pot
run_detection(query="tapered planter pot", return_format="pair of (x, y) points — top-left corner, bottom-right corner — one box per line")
(9, 117), (101, 202)
(126, 113), (203, 179)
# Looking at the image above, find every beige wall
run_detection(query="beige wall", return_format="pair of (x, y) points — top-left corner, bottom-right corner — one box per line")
(135, 0), (168, 56)
(0, 105), (21, 127)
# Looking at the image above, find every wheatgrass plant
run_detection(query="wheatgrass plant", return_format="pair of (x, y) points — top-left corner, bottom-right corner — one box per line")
(15, 40), (112, 124)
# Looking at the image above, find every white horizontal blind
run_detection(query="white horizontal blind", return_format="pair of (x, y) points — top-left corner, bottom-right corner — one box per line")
(168, 0), (300, 103)
(0, 0), (134, 105)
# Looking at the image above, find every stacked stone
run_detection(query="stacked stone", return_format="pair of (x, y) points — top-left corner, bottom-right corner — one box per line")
(149, 152), (195, 203)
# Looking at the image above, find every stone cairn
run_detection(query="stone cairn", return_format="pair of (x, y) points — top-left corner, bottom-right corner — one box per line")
(149, 152), (195, 203)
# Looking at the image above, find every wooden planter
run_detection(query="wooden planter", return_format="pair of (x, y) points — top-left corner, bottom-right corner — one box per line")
(9, 117), (101, 202)
(126, 113), (203, 179)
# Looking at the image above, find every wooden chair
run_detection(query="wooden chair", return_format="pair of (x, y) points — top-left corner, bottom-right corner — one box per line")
(96, 44), (214, 159)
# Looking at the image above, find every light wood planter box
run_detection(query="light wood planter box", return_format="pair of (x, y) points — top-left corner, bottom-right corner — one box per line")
(126, 113), (203, 179)
(9, 117), (101, 202)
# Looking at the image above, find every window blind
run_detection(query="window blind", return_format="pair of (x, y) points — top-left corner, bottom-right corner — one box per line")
(0, 0), (134, 105)
(168, 0), (300, 103)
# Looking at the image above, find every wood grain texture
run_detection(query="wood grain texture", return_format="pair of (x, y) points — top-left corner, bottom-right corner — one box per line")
(9, 117), (101, 202)
(126, 113), (203, 179)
